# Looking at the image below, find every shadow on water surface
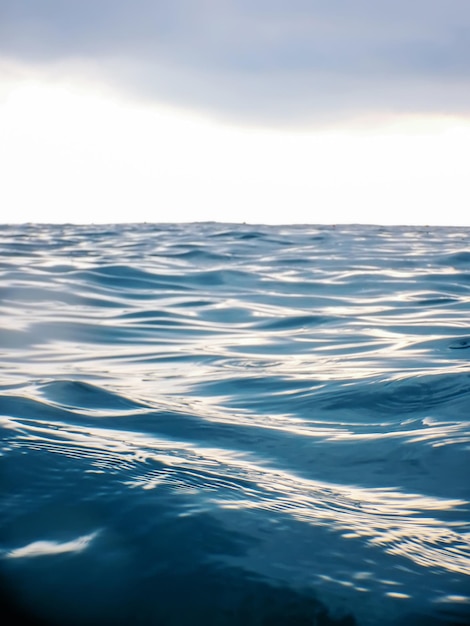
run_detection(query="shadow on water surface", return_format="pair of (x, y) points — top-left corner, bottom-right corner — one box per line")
(1, 563), (468, 626)
(1, 506), (358, 626)
(1, 487), (469, 626)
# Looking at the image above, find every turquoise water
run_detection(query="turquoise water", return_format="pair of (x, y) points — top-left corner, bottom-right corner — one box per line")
(0, 223), (469, 625)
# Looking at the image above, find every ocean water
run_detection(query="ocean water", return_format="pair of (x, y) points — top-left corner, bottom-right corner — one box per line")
(0, 222), (469, 626)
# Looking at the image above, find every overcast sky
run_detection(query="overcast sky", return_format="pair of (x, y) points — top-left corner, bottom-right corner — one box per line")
(1, 0), (469, 224)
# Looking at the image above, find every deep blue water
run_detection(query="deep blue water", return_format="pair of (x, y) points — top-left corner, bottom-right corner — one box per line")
(0, 223), (469, 626)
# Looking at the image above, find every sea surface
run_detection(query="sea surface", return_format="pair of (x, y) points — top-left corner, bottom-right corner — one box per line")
(0, 222), (469, 626)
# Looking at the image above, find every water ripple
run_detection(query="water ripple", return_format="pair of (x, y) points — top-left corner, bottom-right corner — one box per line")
(1, 223), (470, 626)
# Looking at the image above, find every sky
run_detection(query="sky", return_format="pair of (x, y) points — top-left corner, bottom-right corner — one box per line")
(0, 0), (469, 225)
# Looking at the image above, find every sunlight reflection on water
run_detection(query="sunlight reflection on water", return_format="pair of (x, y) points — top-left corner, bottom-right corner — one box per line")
(1, 223), (469, 625)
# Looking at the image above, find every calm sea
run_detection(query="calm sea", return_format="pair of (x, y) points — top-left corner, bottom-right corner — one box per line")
(1, 223), (469, 626)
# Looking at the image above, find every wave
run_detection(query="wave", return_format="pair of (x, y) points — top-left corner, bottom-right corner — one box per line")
(1, 223), (469, 626)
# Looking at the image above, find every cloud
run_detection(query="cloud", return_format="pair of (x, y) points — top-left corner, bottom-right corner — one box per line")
(1, 0), (469, 124)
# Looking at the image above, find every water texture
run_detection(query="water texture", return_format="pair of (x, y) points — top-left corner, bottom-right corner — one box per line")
(0, 223), (469, 626)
